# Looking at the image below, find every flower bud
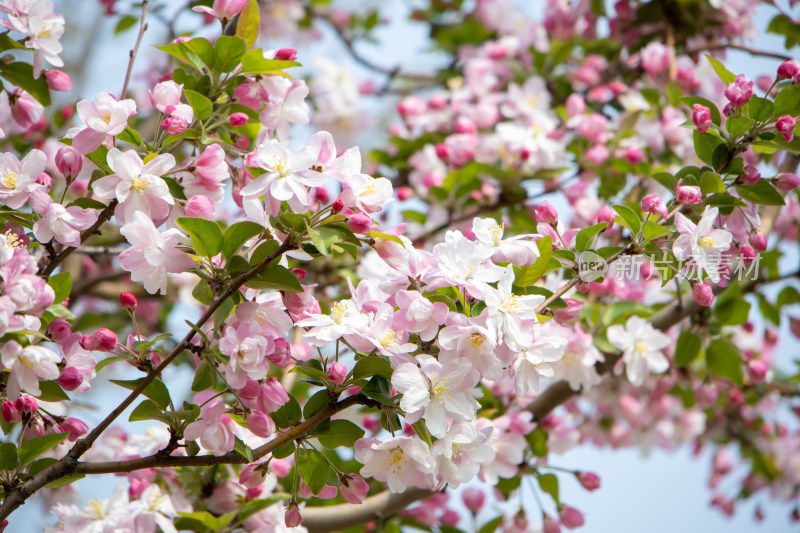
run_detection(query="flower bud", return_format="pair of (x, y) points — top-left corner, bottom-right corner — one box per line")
(185, 195), (216, 220)
(596, 206), (615, 229)
(47, 317), (72, 343)
(748, 232), (767, 252)
(44, 69), (73, 92)
(461, 487), (485, 514)
(331, 199), (344, 214)
(285, 501), (302, 528)
(274, 47), (297, 61)
(58, 367), (84, 392)
(559, 506), (585, 530)
(740, 165), (760, 185)
(9, 88), (42, 129)
(566, 93), (586, 117)
(692, 282), (715, 307)
(15, 395), (38, 416)
(543, 515), (562, 533)
(748, 359), (768, 384)
(229, 112), (248, 127)
(534, 202), (559, 225)
(55, 146), (83, 180)
(327, 362), (347, 385)
(339, 473), (369, 504)
(61, 417), (89, 442)
(347, 212), (374, 234)
(724, 74), (753, 107)
(675, 180), (702, 205)
(739, 244), (756, 265)
(1, 401), (20, 424)
(777, 115), (797, 143)
(161, 115), (188, 135)
(641, 194), (667, 218)
(129, 478), (149, 500)
(576, 471), (601, 491)
(80, 328), (118, 351)
(247, 411), (274, 438)
(778, 60), (799, 80)
(775, 172), (800, 191)
(396, 186), (412, 201)
(120, 292), (137, 312)
(692, 104), (712, 133)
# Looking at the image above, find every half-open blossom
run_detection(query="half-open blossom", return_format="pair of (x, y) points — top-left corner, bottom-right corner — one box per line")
(72, 92), (136, 154)
(93, 148), (176, 224)
(338, 474), (369, 504)
(355, 436), (435, 493)
(118, 211), (194, 295)
(392, 354), (481, 438)
(673, 206), (732, 283)
(692, 104), (711, 133)
(182, 144), (230, 202)
(776, 115), (797, 143)
(724, 74), (753, 107)
(192, 0), (247, 23)
(29, 189), (98, 246)
(184, 401), (235, 456)
(607, 315), (671, 386)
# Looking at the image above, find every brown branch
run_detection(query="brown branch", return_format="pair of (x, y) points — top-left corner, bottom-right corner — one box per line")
(121, 0), (149, 99)
(302, 488), (434, 532)
(0, 239), (294, 522)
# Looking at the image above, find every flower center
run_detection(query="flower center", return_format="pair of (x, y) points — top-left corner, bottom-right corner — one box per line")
(430, 376), (451, 399)
(101, 112), (112, 125)
(87, 499), (106, 519)
(331, 301), (347, 324)
(469, 333), (484, 347)
(634, 341), (650, 354)
(388, 446), (408, 474)
(273, 157), (289, 178)
(3, 230), (22, 249)
(363, 179), (376, 196)
(38, 28), (53, 39)
(3, 171), (17, 189)
(131, 176), (148, 193)
(451, 442), (463, 462)
(380, 329), (398, 348)
(698, 236), (714, 248)
(502, 294), (520, 313)
(489, 222), (504, 246)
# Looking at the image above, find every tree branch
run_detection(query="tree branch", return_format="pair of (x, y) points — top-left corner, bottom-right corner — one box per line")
(121, 0), (149, 99)
(302, 488), (434, 532)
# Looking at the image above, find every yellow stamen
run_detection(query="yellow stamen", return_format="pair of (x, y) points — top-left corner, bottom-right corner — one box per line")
(698, 236), (714, 248)
(3, 171), (17, 189)
(469, 333), (484, 347)
(131, 176), (148, 193)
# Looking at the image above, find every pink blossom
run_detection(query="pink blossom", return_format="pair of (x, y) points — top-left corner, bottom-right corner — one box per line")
(72, 92), (136, 154)
(394, 290), (449, 342)
(338, 474), (369, 504)
(30, 189), (98, 247)
(327, 361), (347, 385)
(60, 417), (89, 442)
(55, 145), (82, 179)
(182, 144), (230, 202)
(692, 104), (712, 133)
(675, 179), (701, 205)
(148, 80), (183, 114)
(355, 436), (435, 493)
(44, 69), (72, 91)
(192, 0), (247, 22)
(776, 115), (796, 143)
(559, 506), (585, 529)
(776, 172), (800, 191)
(184, 195), (215, 220)
(535, 202), (558, 224)
(577, 471), (601, 491)
(778, 60), (799, 80)
(184, 401), (234, 456)
(9, 88), (43, 128)
(1, 341), (60, 398)
(724, 74), (753, 107)
(80, 328), (117, 351)
(641, 194), (667, 218)
(0, 149), (46, 208)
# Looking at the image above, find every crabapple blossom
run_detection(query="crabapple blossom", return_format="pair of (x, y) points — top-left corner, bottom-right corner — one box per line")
(673, 206), (733, 283)
(1, 341), (60, 398)
(471, 217), (540, 266)
(72, 92), (136, 154)
(192, 0), (247, 24)
(355, 436), (435, 493)
(29, 188), (98, 246)
(430, 230), (504, 298)
(219, 321), (278, 389)
(485, 266), (545, 351)
(432, 422), (495, 488)
(607, 315), (671, 386)
(0, 149), (46, 208)
(184, 401), (235, 456)
(394, 290), (449, 342)
(512, 335), (567, 395)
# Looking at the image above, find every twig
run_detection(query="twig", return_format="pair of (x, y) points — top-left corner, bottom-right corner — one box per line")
(120, 0), (150, 99)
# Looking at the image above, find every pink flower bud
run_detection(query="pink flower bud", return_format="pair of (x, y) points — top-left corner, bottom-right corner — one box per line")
(641, 194), (667, 218)
(748, 232), (767, 252)
(724, 74), (753, 107)
(129, 478), (149, 500)
(577, 471), (601, 491)
(185, 195), (216, 220)
(778, 60), (799, 80)
(559, 506), (585, 529)
(740, 165), (760, 185)
(1, 401), (20, 423)
(55, 146), (83, 180)
(739, 244), (756, 265)
(274, 48), (297, 61)
(239, 463), (269, 488)
(692, 104), (712, 133)
(331, 199), (344, 214)
(543, 515), (562, 533)
(776, 115), (797, 142)
(247, 411), (274, 438)
(748, 359), (768, 384)
(47, 317), (72, 343)
(313, 187), (330, 204)
(566, 93), (586, 117)
(596, 206), (615, 229)
(327, 362), (347, 385)
(15, 395), (38, 415)
(44, 69), (73, 92)
(120, 292), (137, 312)
(553, 298), (583, 324)
(285, 502), (302, 527)
(461, 487), (485, 514)
(775, 172), (800, 191)
(454, 116), (477, 134)
(161, 115), (188, 135)
(534, 202), (558, 225)
(58, 367), (84, 392)
(37, 172), (53, 188)
(675, 179), (702, 205)
(80, 328), (118, 351)
(9, 88), (42, 129)
(229, 112), (248, 127)
(396, 186), (412, 201)
(61, 417), (89, 442)
(692, 282), (715, 307)
(339, 473), (369, 504)
(347, 212), (374, 234)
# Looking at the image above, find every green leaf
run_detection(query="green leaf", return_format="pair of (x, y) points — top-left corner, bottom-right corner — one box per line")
(747, 97), (774, 123)
(115, 15), (138, 34)
(47, 272), (72, 304)
(693, 130), (714, 166)
(214, 36), (247, 73)
(303, 390), (331, 419)
(613, 204), (641, 233)
(352, 356), (394, 381)
(35, 381), (70, 402)
(0, 33), (25, 52)
(238, 493), (292, 522)
(307, 225), (343, 257)
(271, 395), (301, 428)
(240, 49), (300, 74)
(311, 419), (365, 449)
(575, 223), (607, 252)
(110, 378), (171, 409)
(272, 441), (295, 459)
(735, 180), (784, 206)
(705, 54), (736, 85)
(191, 360), (216, 392)
(234, 436), (253, 462)
(0, 442), (18, 471)
(27, 457), (57, 476)
(642, 220), (670, 241)
(651, 172), (678, 192)
(182, 37), (215, 70)
(706, 339), (743, 385)
(537, 473), (560, 504)
(45, 474), (85, 488)
(246, 263), (302, 292)
(296, 447), (331, 495)
(222, 221), (264, 258)
(117, 128), (142, 146)
(368, 230), (405, 247)
(362, 375), (395, 405)
(0, 61), (51, 106)
(715, 293), (751, 326)
(516, 236), (552, 286)
(478, 517), (505, 533)
(129, 399), (171, 424)
(527, 426), (548, 457)
(183, 89), (213, 121)
(235, 0), (261, 49)
(680, 97), (721, 126)
(18, 432), (68, 465)
(177, 511), (236, 531)
(774, 84), (800, 117)
(699, 172), (725, 194)
(95, 355), (128, 373)
(726, 116), (754, 138)
(675, 330), (703, 366)
(177, 217), (223, 257)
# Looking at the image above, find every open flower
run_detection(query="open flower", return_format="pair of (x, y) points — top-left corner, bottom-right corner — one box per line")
(607, 315), (671, 386)
(0, 149), (46, 208)
(355, 436), (435, 493)
(30, 189), (98, 247)
(672, 206), (732, 283)
(72, 92), (136, 154)
(1, 341), (61, 398)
